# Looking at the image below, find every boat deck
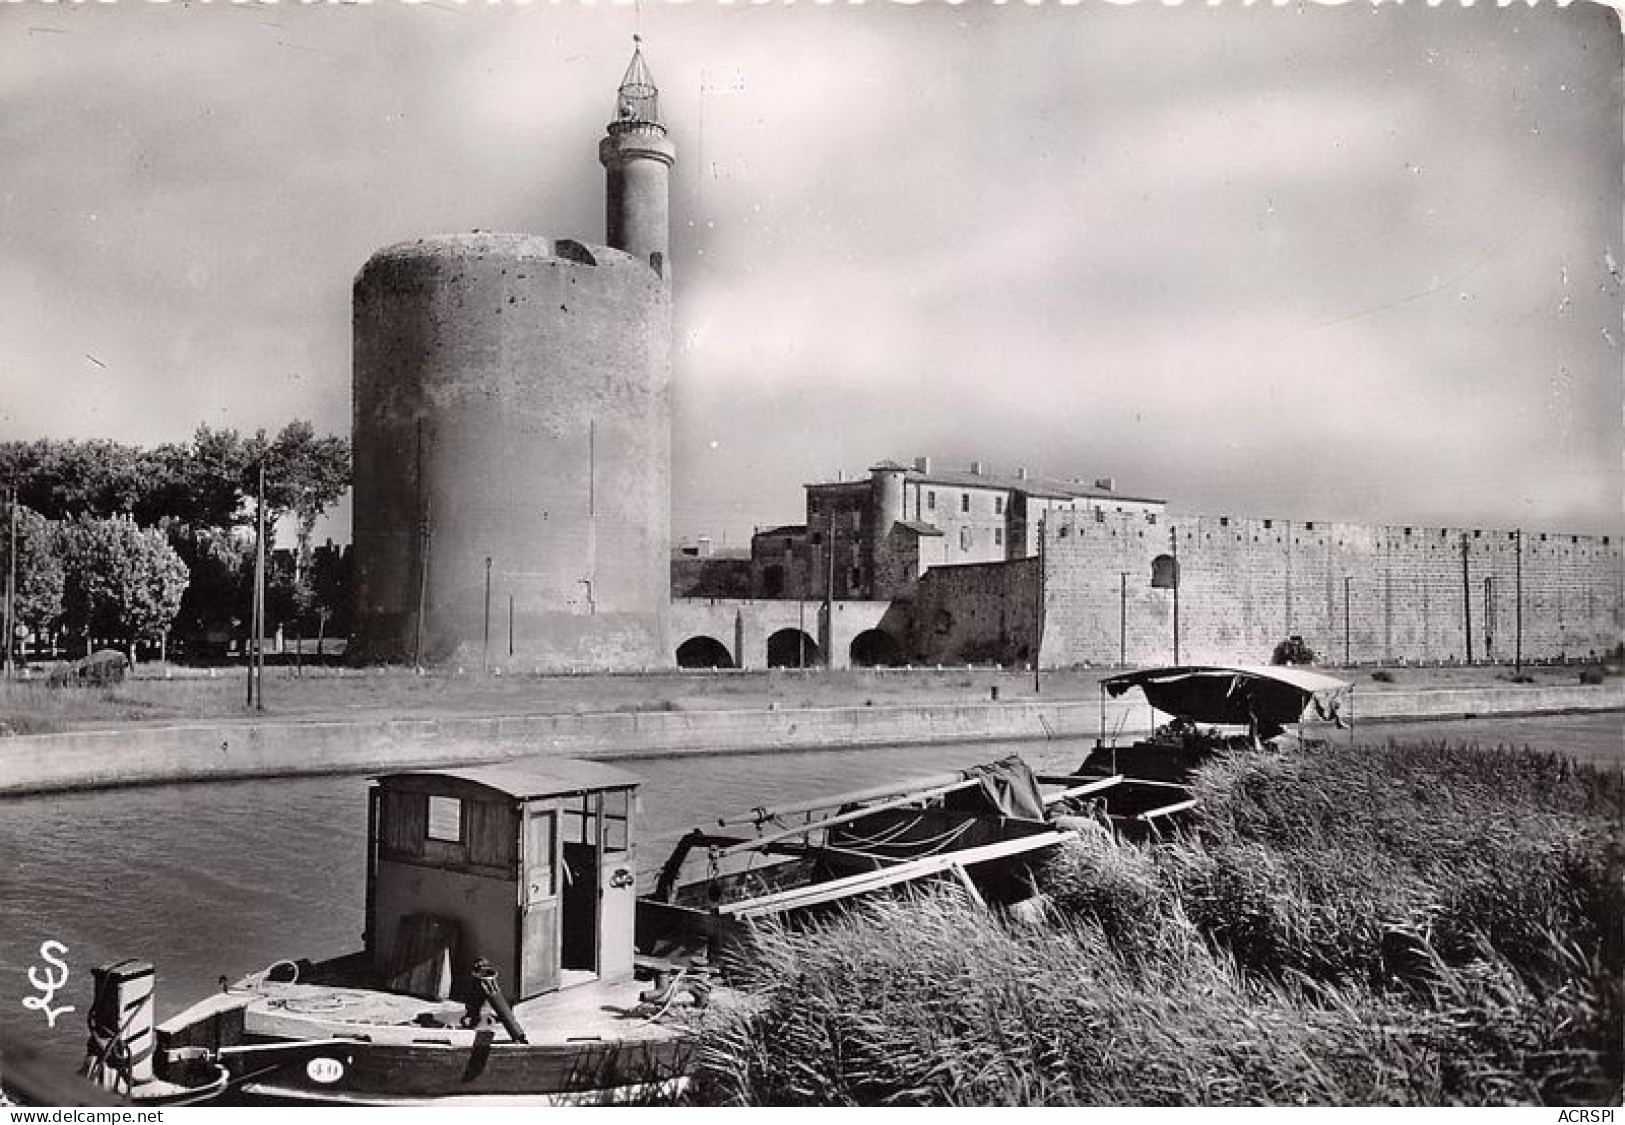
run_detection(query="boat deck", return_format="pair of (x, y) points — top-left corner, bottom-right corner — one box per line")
(234, 975), (694, 1047)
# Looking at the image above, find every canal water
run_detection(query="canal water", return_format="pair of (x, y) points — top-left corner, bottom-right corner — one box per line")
(2, 712), (1618, 1079)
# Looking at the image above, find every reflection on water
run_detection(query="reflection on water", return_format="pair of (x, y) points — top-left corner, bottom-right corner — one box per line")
(1, 712), (1617, 1078)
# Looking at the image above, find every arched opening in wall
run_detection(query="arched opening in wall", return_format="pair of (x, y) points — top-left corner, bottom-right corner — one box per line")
(1151, 554), (1179, 589)
(676, 636), (734, 669)
(767, 628), (820, 668)
(850, 629), (902, 667)
(761, 565), (785, 598)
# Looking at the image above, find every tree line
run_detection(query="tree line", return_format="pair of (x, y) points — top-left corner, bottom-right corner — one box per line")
(0, 422), (351, 663)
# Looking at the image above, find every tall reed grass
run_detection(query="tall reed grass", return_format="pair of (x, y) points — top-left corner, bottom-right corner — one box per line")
(694, 740), (1622, 1106)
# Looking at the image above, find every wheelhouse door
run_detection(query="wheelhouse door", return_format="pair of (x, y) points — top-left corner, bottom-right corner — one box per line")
(597, 787), (636, 981)
(518, 806), (560, 997)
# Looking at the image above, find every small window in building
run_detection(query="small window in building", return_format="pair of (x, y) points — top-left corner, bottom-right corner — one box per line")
(811, 532), (823, 546)
(852, 511), (862, 531)
(995, 496), (1004, 515)
(960, 526), (972, 551)
(427, 796), (462, 843)
(1305, 521), (1315, 531)
(1147, 513), (1158, 525)
(960, 493), (970, 513)
(927, 491), (936, 510)
(1094, 508), (1105, 523)
(1264, 519), (1273, 529)
(994, 527), (1003, 546)
(850, 566), (862, 587)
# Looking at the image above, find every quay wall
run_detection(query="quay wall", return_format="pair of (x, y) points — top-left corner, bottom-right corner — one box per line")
(0, 683), (1617, 797)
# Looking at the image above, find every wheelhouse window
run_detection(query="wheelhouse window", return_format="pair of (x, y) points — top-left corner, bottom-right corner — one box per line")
(427, 796), (462, 842)
(602, 790), (630, 853)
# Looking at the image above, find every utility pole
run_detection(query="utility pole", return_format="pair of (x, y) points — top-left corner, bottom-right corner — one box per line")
(824, 509), (835, 668)
(1344, 575), (1352, 665)
(1033, 517), (1045, 693)
(1171, 528), (1181, 666)
(4, 486), (16, 678)
(482, 556), (493, 672)
(1119, 571), (1128, 667)
(248, 459), (267, 712)
(508, 594), (515, 657)
(1514, 529), (1523, 674)
(413, 419), (429, 671)
(1484, 575), (1494, 662)
(1460, 532), (1473, 665)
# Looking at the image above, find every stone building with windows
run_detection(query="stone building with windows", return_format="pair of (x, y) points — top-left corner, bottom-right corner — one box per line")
(750, 456), (1165, 602)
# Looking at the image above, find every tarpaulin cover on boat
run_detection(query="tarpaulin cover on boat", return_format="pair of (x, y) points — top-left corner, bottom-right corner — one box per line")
(1102, 665), (1351, 728)
(947, 755), (1047, 821)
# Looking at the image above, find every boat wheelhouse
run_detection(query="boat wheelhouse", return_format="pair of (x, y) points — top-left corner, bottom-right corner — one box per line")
(100, 759), (706, 1106)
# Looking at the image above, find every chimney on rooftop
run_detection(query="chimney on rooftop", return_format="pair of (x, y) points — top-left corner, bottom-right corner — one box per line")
(915, 456), (931, 474)
(1095, 477), (1116, 492)
(1016, 467), (1029, 481)
(836, 469), (845, 482)
(970, 460), (985, 476)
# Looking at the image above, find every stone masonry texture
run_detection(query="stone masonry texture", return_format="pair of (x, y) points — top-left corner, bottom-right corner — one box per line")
(350, 234), (672, 670)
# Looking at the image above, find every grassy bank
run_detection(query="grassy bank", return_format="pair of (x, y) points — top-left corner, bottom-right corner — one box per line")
(1, 660), (1616, 736)
(694, 740), (1623, 1106)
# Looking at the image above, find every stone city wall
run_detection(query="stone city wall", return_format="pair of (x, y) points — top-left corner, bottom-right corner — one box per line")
(1037, 511), (1622, 668)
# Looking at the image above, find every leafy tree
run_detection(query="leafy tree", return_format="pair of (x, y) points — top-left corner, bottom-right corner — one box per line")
(0, 439), (148, 520)
(59, 516), (189, 661)
(0, 503), (66, 640)
(255, 422), (351, 582)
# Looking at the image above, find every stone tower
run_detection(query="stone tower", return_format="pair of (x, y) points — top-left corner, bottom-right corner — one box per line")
(600, 37), (675, 279)
(349, 42), (676, 670)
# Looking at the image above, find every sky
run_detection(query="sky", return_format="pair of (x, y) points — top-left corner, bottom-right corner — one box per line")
(2, 0), (1620, 549)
